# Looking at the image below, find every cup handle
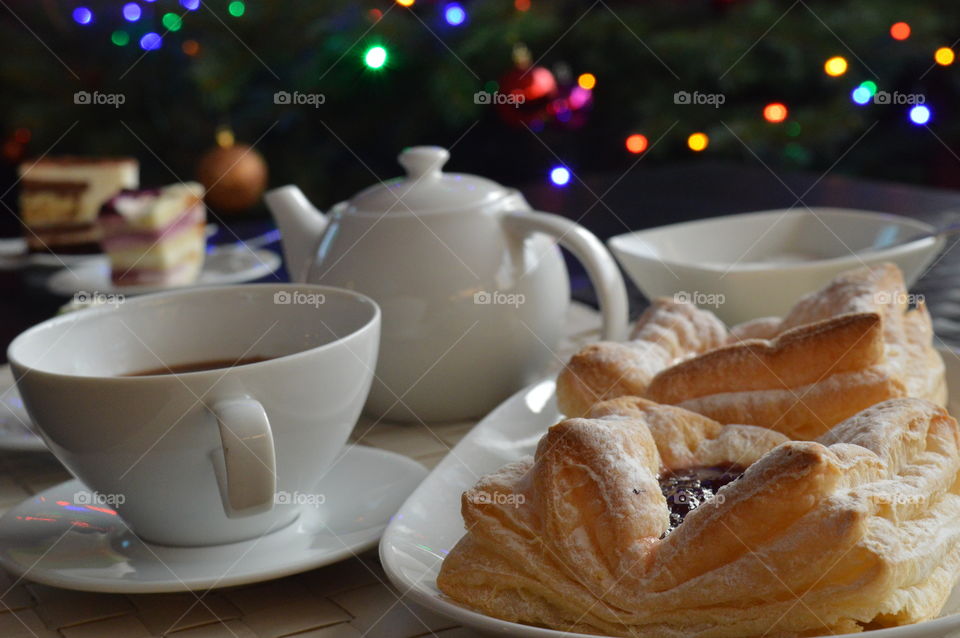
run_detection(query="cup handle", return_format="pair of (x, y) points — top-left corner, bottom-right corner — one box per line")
(211, 397), (276, 518)
(504, 210), (630, 341)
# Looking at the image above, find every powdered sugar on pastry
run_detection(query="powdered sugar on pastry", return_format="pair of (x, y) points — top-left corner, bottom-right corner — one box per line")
(558, 264), (945, 438)
(557, 298), (728, 417)
(647, 264), (945, 438)
(438, 397), (960, 637)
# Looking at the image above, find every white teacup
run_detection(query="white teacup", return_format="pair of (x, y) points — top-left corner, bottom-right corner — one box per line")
(8, 284), (380, 546)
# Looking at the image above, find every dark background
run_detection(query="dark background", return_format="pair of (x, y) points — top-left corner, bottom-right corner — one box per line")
(2, 0), (960, 233)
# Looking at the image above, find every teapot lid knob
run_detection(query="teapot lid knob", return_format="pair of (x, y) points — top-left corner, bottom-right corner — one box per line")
(398, 146), (449, 181)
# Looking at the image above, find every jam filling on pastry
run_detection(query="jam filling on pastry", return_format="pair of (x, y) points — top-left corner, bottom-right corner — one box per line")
(657, 465), (745, 533)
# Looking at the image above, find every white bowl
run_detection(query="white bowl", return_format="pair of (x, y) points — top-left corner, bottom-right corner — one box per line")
(608, 208), (944, 325)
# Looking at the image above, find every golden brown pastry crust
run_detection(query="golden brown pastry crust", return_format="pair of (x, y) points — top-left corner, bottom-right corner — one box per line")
(557, 263), (946, 439)
(438, 397), (960, 637)
(556, 298), (728, 418)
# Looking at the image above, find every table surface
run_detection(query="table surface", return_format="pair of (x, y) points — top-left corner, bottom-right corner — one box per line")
(0, 304), (601, 638)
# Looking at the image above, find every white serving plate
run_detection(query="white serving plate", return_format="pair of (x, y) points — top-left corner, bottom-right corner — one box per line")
(381, 346), (960, 638)
(0, 225), (219, 270)
(608, 208), (943, 324)
(46, 246), (281, 296)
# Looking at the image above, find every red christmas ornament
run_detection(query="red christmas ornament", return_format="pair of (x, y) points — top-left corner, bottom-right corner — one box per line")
(493, 44), (593, 130)
(496, 44), (558, 127)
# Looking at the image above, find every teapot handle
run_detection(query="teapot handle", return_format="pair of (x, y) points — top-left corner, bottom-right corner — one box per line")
(504, 210), (629, 342)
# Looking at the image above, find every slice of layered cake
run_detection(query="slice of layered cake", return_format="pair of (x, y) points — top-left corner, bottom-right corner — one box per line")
(98, 183), (207, 287)
(18, 157), (138, 254)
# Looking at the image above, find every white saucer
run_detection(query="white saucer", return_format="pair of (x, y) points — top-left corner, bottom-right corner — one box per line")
(0, 445), (426, 593)
(0, 225), (219, 271)
(45, 246), (281, 296)
(0, 365), (47, 452)
(0, 238), (105, 270)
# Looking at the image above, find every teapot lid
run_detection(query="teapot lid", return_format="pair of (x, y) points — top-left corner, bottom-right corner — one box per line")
(347, 146), (508, 214)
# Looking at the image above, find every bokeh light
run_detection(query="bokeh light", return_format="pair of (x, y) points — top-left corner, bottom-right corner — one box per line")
(444, 3), (466, 26)
(122, 3), (141, 21)
(909, 105), (931, 125)
(162, 13), (183, 31)
(851, 86), (872, 105)
(577, 73), (596, 90)
(515, 0), (531, 10)
(111, 30), (130, 46)
(687, 133), (709, 152)
(180, 0), (200, 10)
(763, 102), (788, 123)
(228, 1), (245, 17)
(824, 56), (848, 77)
(139, 32), (162, 50)
(550, 166), (571, 186)
(182, 40), (200, 56)
(625, 134), (648, 154)
(364, 45), (388, 69)
(72, 7), (93, 25)
(935, 47), (955, 66)
(396, 0), (415, 5)
(890, 22), (911, 41)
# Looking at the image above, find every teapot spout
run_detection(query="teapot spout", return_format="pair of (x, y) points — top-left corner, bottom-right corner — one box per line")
(264, 185), (328, 283)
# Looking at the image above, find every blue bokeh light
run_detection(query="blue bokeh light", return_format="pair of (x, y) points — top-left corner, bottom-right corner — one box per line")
(550, 166), (571, 187)
(139, 32), (162, 50)
(909, 104), (931, 125)
(72, 7), (93, 24)
(444, 3), (466, 26)
(851, 86), (871, 105)
(123, 3), (141, 21)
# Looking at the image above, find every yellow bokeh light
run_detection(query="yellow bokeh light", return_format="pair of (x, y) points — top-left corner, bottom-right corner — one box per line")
(935, 47), (955, 66)
(687, 133), (709, 152)
(577, 73), (597, 90)
(824, 56), (848, 77)
(396, 0), (415, 5)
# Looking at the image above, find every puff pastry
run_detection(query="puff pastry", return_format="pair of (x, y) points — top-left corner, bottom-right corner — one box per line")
(438, 396), (960, 637)
(556, 298), (728, 418)
(558, 264), (946, 439)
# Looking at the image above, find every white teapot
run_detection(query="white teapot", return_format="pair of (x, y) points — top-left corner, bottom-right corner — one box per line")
(264, 146), (627, 422)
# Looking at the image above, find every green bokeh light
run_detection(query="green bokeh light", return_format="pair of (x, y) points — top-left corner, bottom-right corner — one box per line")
(111, 30), (130, 46)
(228, 1), (245, 17)
(162, 13), (183, 31)
(364, 45), (388, 69)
